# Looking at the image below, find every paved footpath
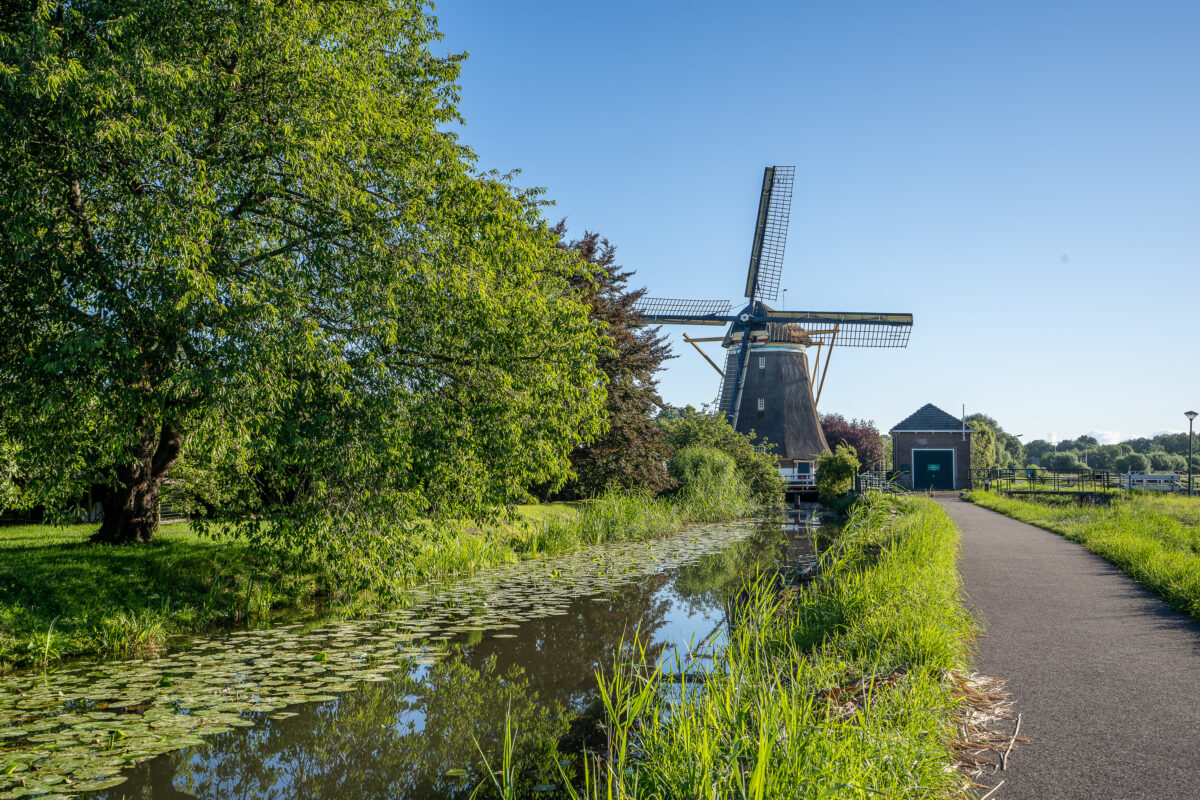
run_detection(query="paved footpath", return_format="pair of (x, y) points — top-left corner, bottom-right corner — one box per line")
(936, 496), (1200, 800)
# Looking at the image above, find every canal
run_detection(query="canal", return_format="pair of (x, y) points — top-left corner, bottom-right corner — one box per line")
(0, 508), (833, 799)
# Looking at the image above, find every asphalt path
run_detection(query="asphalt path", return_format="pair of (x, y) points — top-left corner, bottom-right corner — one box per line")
(936, 496), (1200, 800)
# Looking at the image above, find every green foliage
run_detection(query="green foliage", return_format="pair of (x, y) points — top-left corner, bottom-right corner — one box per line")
(966, 413), (1023, 469)
(967, 491), (1200, 621)
(658, 407), (784, 507)
(1034, 432), (1200, 473)
(969, 423), (998, 472)
(0, 475), (757, 669)
(566, 496), (974, 798)
(0, 522), (336, 669)
(0, 1), (608, 550)
(1085, 444), (1119, 471)
(1043, 452), (1084, 471)
(668, 446), (738, 489)
(819, 414), (883, 470)
(533, 474), (754, 552)
(1025, 439), (1054, 461)
(550, 227), (673, 498)
(815, 444), (859, 504)
(159, 450), (242, 519)
(1149, 451), (1188, 472)
(1114, 452), (1151, 473)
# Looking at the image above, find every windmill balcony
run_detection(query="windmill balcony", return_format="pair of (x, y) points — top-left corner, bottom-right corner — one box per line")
(778, 462), (816, 490)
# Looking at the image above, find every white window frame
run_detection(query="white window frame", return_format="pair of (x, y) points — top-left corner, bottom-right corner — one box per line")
(756, 397), (765, 411)
(758, 356), (766, 369)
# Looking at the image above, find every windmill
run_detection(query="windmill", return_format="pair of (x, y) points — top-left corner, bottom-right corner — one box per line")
(635, 166), (913, 486)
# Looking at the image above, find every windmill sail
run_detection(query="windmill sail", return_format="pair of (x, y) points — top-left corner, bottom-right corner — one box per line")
(743, 166), (794, 304)
(763, 310), (913, 347)
(628, 165), (913, 480)
(633, 297), (734, 326)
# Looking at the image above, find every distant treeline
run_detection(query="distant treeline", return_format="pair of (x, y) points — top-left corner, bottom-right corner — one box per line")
(1025, 433), (1200, 474)
(951, 416), (1199, 474)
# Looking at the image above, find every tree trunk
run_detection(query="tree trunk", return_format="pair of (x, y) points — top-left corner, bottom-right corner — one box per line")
(90, 423), (183, 544)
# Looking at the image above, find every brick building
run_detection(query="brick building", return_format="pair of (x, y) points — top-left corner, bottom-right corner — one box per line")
(890, 403), (973, 490)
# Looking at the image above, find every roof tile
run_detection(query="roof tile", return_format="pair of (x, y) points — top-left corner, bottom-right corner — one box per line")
(890, 403), (970, 432)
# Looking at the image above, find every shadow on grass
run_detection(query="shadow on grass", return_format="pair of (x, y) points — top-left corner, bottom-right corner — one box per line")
(0, 523), (330, 670)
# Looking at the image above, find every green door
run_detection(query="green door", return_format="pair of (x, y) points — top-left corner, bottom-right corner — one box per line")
(913, 450), (954, 490)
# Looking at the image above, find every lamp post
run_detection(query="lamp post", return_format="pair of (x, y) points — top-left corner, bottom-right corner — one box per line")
(1187, 411), (1198, 497)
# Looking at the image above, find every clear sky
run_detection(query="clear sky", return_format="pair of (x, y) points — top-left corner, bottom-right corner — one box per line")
(436, 1), (1200, 444)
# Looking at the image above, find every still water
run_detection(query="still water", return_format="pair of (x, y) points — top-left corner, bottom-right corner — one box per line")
(3, 510), (829, 800)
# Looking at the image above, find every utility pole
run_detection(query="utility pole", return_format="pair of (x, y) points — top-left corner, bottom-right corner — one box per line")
(1187, 411), (1197, 497)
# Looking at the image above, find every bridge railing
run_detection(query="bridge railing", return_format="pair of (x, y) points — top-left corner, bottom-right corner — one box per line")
(970, 468), (1120, 494)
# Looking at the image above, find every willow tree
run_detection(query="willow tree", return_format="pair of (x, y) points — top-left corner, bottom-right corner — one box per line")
(0, 1), (606, 548)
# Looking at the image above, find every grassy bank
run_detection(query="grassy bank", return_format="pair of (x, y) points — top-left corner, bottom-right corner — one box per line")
(0, 480), (756, 672)
(966, 490), (1200, 620)
(572, 495), (975, 799)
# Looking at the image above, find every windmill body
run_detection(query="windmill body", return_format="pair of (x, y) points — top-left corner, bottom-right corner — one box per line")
(636, 166), (913, 491)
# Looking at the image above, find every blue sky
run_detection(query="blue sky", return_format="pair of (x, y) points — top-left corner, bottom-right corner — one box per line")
(436, 1), (1200, 444)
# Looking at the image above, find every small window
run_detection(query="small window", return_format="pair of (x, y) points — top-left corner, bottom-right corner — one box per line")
(758, 356), (766, 369)
(796, 462), (811, 475)
(756, 397), (765, 411)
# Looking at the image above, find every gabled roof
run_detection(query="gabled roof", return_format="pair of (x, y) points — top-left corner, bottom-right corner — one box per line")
(890, 403), (970, 433)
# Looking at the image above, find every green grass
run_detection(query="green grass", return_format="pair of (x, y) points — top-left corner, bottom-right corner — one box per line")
(567, 495), (976, 799)
(966, 490), (1200, 621)
(0, 480), (756, 672)
(0, 520), (335, 670)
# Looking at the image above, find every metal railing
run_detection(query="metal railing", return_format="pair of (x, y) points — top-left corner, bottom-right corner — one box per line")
(857, 470), (908, 494)
(971, 468), (1119, 494)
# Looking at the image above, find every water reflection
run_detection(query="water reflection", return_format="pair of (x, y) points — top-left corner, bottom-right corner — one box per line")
(98, 511), (829, 800)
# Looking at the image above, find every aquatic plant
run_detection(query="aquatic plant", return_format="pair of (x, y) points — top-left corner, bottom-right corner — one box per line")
(0, 476), (756, 671)
(565, 496), (976, 798)
(0, 523), (756, 797)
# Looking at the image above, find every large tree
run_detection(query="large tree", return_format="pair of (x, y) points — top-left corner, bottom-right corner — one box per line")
(966, 413), (1024, 470)
(819, 413), (883, 471)
(551, 226), (673, 497)
(0, 1), (607, 549)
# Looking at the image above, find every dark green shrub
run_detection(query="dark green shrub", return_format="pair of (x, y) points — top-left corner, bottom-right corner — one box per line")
(1042, 452), (1083, 472)
(816, 444), (860, 504)
(1114, 452), (1150, 473)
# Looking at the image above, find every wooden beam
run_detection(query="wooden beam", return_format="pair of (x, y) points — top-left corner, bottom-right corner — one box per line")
(683, 333), (725, 377)
(682, 336), (725, 342)
(814, 324), (839, 409)
(810, 342), (822, 398)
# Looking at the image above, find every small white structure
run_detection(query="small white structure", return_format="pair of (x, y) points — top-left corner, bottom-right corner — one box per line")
(777, 461), (816, 490)
(1120, 472), (1184, 492)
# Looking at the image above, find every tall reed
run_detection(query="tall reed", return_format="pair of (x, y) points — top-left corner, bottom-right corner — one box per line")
(564, 495), (975, 799)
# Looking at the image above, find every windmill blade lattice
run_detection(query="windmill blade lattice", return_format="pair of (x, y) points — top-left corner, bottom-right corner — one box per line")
(633, 297), (734, 326)
(765, 310), (913, 347)
(743, 166), (794, 303)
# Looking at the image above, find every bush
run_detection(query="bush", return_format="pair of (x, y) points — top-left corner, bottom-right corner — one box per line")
(816, 443), (859, 504)
(1043, 452), (1083, 472)
(657, 408), (784, 507)
(668, 446), (738, 488)
(1115, 452), (1151, 473)
(1149, 451), (1187, 472)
